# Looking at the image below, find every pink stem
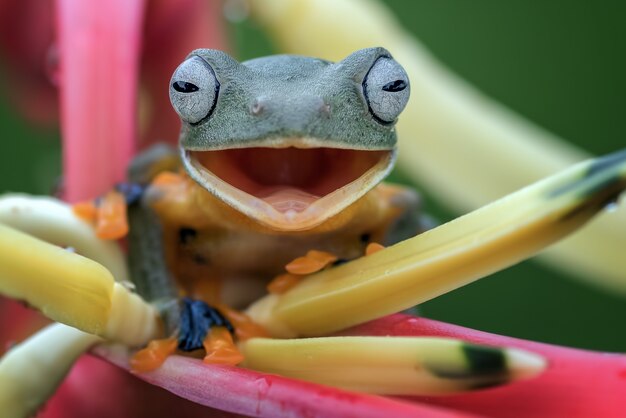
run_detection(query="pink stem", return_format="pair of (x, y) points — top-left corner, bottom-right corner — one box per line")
(56, 0), (145, 201)
(45, 354), (480, 418)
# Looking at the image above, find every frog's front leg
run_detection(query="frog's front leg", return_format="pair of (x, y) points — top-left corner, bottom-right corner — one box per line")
(126, 191), (180, 335)
(126, 153), (247, 369)
(378, 183), (436, 246)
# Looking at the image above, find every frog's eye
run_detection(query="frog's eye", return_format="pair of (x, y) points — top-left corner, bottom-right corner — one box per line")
(363, 57), (410, 124)
(169, 56), (219, 124)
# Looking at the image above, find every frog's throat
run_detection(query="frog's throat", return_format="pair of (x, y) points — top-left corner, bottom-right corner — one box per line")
(181, 142), (396, 231)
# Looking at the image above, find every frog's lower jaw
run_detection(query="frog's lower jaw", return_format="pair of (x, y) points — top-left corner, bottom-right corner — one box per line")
(181, 142), (396, 231)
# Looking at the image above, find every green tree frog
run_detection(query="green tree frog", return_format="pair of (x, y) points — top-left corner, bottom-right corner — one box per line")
(117, 47), (428, 366)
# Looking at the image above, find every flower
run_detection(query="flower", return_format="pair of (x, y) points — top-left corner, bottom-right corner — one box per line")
(1, 1), (625, 418)
(34, 314), (626, 417)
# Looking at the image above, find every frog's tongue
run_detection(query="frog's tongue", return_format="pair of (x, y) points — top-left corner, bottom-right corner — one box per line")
(184, 146), (395, 230)
(258, 187), (320, 214)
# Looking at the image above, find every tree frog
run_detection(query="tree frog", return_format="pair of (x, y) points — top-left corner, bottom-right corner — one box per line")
(106, 47), (429, 365)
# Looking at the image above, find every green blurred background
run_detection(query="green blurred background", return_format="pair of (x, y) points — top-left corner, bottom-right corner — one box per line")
(1, 0), (625, 350)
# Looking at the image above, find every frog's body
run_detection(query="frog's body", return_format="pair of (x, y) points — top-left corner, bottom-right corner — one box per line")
(146, 170), (422, 307)
(127, 46), (419, 349)
(168, 48), (411, 232)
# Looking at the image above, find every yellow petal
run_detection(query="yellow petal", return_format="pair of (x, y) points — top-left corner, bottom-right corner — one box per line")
(0, 223), (159, 345)
(0, 195), (129, 281)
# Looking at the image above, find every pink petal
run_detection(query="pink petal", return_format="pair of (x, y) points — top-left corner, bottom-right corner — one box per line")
(0, 0), (58, 124)
(0, 298), (49, 354)
(341, 314), (626, 418)
(56, 0), (145, 201)
(139, 0), (227, 149)
(41, 356), (238, 418)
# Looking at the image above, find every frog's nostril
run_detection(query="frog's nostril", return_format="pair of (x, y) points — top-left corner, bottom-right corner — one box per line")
(250, 98), (266, 116)
(320, 102), (331, 118)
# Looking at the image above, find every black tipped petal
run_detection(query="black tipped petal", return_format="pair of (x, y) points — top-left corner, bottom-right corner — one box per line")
(423, 343), (507, 380)
(587, 148), (626, 177)
(549, 148), (626, 199)
(462, 344), (507, 375)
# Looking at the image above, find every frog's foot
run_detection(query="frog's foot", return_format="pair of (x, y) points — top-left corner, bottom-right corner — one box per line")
(267, 250), (338, 295)
(130, 298), (243, 372)
(267, 273), (302, 295)
(266, 246), (383, 295)
(202, 326), (244, 365)
(215, 303), (269, 340)
(72, 183), (144, 240)
(365, 242), (385, 256)
(130, 338), (178, 373)
(177, 298), (234, 351)
(285, 250), (338, 275)
(178, 298), (245, 365)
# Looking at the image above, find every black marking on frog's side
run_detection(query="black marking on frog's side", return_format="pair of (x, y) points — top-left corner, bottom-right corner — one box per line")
(115, 182), (145, 205)
(333, 258), (350, 267)
(178, 227), (198, 244)
(424, 343), (507, 380)
(177, 298), (234, 352)
(192, 253), (209, 265)
(359, 233), (371, 243)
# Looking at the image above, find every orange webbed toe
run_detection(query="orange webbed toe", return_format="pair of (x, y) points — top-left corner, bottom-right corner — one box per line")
(130, 337), (178, 373)
(202, 327), (244, 366)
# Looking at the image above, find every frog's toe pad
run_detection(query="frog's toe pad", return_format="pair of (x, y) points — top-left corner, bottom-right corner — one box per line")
(178, 298), (234, 352)
(203, 326), (244, 365)
(130, 338), (178, 373)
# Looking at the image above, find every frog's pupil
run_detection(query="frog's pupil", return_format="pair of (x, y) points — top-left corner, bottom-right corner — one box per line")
(173, 81), (199, 93)
(382, 79), (406, 92)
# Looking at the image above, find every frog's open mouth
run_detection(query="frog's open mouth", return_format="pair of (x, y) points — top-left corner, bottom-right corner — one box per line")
(182, 144), (395, 231)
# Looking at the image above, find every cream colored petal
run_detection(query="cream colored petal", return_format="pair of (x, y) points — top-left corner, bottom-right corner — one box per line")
(241, 336), (545, 395)
(0, 324), (101, 418)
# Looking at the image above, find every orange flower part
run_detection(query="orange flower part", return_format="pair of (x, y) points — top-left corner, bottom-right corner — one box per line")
(95, 190), (129, 240)
(285, 250), (338, 275)
(203, 326), (244, 366)
(365, 242), (385, 256)
(267, 273), (302, 295)
(72, 200), (98, 223)
(130, 337), (178, 373)
(217, 304), (269, 340)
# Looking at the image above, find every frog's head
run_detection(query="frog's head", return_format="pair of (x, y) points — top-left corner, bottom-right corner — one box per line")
(170, 47), (410, 231)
